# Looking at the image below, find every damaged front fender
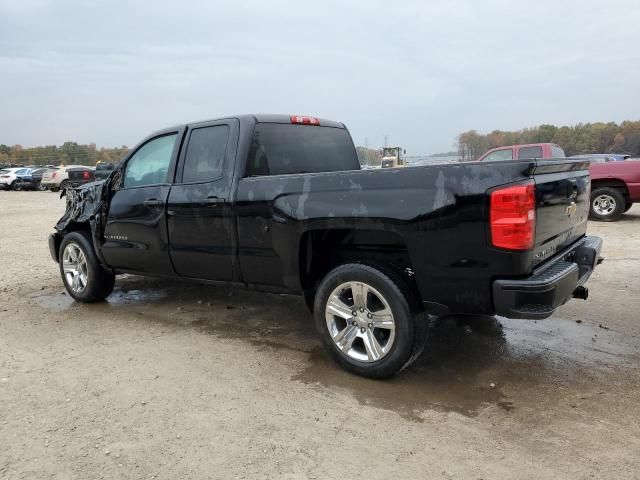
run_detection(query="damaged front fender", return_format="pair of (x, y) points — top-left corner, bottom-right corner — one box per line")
(55, 180), (109, 234)
(53, 173), (118, 266)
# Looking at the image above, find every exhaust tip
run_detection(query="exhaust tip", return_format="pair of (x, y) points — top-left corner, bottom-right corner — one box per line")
(573, 286), (589, 300)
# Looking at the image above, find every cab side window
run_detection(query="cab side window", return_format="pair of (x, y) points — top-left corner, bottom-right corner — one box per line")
(123, 134), (177, 188)
(483, 149), (513, 161)
(181, 125), (229, 183)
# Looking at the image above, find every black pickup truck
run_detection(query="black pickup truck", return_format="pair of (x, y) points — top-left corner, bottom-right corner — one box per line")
(66, 167), (95, 189)
(49, 114), (603, 378)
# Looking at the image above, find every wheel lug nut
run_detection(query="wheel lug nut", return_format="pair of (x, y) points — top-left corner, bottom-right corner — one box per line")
(360, 307), (365, 312)
(368, 323), (373, 329)
(352, 321), (357, 326)
(360, 327), (365, 333)
(352, 311), (357, 317)
(367, 313), (372, 319)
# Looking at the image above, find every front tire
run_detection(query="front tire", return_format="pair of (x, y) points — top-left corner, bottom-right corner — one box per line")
(590, 187), (625, 221)
(314, 263), (428, 379)
(59, 231), (115, 302)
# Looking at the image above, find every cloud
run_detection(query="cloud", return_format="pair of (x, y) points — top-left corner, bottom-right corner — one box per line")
(1, 0), (639, 153)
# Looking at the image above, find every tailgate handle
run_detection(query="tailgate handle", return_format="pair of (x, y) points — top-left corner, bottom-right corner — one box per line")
(143, 199), (164, 207)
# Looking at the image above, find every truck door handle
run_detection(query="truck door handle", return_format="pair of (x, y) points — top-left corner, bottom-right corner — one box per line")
(204, 196), (225, 205)
(143, 199), (164, 207)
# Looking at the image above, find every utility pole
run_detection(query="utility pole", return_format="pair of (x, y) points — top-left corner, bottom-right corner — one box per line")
(364, 137), (369, 165)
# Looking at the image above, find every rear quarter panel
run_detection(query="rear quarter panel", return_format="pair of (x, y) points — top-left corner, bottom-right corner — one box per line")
(235, 161), (536, 314)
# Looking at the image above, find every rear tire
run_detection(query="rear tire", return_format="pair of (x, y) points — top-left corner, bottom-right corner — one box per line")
(313, 263), (428, 379)
(590, 187), (625, 221)
(59, 231), (115, 302)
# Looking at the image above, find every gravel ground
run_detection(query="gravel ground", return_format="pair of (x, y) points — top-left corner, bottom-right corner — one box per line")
(1, 190), (639, 479)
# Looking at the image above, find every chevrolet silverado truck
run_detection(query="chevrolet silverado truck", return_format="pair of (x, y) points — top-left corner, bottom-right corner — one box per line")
(49, 114), (603, 378)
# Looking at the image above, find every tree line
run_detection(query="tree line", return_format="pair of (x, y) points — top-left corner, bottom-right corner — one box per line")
(457, 120), (640, 161)
(0, 142), (129, 167)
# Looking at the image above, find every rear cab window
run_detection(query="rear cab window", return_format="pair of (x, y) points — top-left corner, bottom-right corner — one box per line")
(245, 123), (360, 176)
(517, 146), (543, 159)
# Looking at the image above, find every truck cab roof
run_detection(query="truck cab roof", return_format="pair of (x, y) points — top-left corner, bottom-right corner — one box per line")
(152, 114), (346, 137)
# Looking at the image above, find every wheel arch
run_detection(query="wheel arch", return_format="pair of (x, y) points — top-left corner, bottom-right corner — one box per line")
(298, 228), (418, 312)
(591, 179), (630, 201)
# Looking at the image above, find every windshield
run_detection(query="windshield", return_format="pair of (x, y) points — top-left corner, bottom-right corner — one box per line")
(382, 148), (398, 157)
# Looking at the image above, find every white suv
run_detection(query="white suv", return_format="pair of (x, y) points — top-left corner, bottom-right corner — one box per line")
(0, 168), (31, 190)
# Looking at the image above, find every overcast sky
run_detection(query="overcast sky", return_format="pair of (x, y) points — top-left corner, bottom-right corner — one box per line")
(1, 0), (639, 154)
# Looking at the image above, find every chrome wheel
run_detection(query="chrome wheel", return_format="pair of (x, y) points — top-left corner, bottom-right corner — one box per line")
(325, 281), (396, 363)
(62, 243), (88, 294)
(593, 194), (616, 216)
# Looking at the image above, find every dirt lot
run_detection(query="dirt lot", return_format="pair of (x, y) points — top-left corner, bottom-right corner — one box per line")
(1, 190), (639, 479)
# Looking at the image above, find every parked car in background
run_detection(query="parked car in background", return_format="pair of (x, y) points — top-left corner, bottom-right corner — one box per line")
(41, 165), (92, 192)
(12, 167), (50, 190)
(94, 162), (116, 180)
(478, 143), (565, 161)
(66, 167), (95, 189)
(0, 167), (30, 190)
(588, 159), (640, 221)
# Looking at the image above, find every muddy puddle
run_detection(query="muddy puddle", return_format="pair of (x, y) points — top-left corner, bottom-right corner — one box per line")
(30, 275), (639, 422)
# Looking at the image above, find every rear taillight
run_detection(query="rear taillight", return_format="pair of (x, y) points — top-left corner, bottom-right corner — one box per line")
(82, 171), (90, 180)
(52, 172), (57, 179)
(490, 182), (536, 250)
(290, 115), (320, 125)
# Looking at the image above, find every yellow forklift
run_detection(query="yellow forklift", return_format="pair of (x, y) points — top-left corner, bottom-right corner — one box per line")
(380, 147), (406, 168)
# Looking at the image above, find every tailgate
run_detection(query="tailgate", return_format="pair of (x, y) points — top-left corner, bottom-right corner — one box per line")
(532, 159), (591, 266)
(67, 169), (94, 182)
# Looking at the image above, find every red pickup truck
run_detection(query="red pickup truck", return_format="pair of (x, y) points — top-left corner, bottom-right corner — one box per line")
(588, 159), (640, 220)
(478, 143), (640, 221)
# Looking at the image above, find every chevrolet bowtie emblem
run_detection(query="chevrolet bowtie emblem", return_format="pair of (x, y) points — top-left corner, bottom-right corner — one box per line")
(566, 201), (577, 217)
